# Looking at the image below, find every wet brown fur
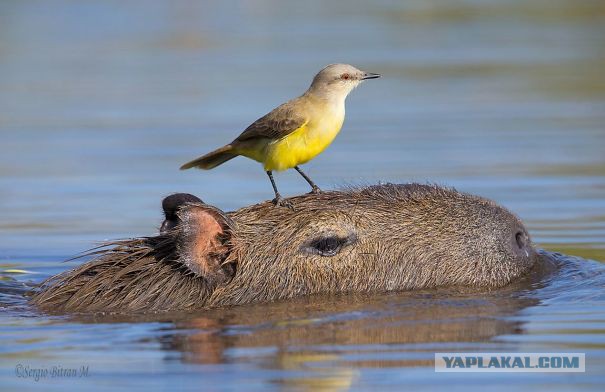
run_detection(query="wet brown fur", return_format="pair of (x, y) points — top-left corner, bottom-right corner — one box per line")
(31, 184), (538, 313)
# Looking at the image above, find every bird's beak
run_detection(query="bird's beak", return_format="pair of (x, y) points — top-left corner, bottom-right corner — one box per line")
(362, 72), (381, 80)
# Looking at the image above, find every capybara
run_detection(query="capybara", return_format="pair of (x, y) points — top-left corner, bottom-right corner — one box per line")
(31, 183), (538, 313)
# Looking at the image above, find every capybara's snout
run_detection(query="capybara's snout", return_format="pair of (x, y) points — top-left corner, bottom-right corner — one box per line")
(514, 228), (532, 257)
(508, 212), (538, 263)
(472, 209), (538, 287)
(509, 224), (538, 274)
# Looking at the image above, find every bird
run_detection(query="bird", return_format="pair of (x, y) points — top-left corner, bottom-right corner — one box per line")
(180, 63), (380, 207)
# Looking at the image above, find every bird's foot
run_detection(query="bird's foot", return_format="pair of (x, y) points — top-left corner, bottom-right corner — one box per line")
(309, 186), (321, 195)
(272, 195), (294, 210)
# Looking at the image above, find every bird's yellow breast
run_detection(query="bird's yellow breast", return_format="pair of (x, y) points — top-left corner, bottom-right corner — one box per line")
(263, 110), (344, 171)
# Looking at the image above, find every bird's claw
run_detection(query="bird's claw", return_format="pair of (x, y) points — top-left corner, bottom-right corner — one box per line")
(272, 196), (294, 210)
(309, 186), (321, 194)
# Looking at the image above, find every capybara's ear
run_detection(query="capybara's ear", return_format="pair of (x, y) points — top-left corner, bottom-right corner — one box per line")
(176, 203), (236, 284)
(161, 193), (204, 233)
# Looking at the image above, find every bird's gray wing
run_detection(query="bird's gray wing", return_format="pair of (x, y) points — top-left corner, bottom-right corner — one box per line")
(234, 100), (308, 142)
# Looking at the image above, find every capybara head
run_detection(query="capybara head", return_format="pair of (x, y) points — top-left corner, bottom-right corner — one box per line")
(32, 184), (538, 313)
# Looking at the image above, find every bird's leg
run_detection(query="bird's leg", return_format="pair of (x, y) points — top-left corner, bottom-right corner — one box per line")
(294, 166), (321, 194)
(266, 171), (293, 209)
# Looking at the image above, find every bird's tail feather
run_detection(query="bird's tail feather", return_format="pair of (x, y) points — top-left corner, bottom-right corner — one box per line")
(180, 145), (237, 170)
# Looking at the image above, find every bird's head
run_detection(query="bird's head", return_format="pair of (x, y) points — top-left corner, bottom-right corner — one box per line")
(307, 63), (380, 100)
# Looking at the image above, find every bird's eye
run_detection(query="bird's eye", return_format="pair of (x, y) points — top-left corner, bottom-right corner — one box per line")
(341, 73), (350, 80)
(300, 234), (357, 257)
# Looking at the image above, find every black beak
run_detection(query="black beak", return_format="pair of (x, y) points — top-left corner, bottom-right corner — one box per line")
(362, 72), (381, 80)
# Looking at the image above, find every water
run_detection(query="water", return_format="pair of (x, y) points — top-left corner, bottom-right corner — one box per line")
(1, 0), (604, 390)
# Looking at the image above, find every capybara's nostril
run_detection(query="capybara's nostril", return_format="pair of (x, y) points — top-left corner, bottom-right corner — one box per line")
(515, 231), (527, 249)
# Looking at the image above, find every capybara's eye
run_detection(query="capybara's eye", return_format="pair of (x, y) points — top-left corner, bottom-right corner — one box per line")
(300, 233), (357, 257)
(313, 237), (342, 256)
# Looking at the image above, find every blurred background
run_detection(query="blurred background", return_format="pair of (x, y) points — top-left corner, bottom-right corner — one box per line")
(1, 2), (605, 391)
(0, 0), (603, 262)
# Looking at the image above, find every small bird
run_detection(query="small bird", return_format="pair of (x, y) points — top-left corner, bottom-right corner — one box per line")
(180, 63), (380, 207)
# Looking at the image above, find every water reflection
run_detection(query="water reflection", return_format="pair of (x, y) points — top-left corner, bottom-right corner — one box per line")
(38, 254), (560, 391)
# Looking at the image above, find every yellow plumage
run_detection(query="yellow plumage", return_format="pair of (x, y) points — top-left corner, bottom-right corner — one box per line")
(237, 111), (344, 171)
(180, 63), (379, 206)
